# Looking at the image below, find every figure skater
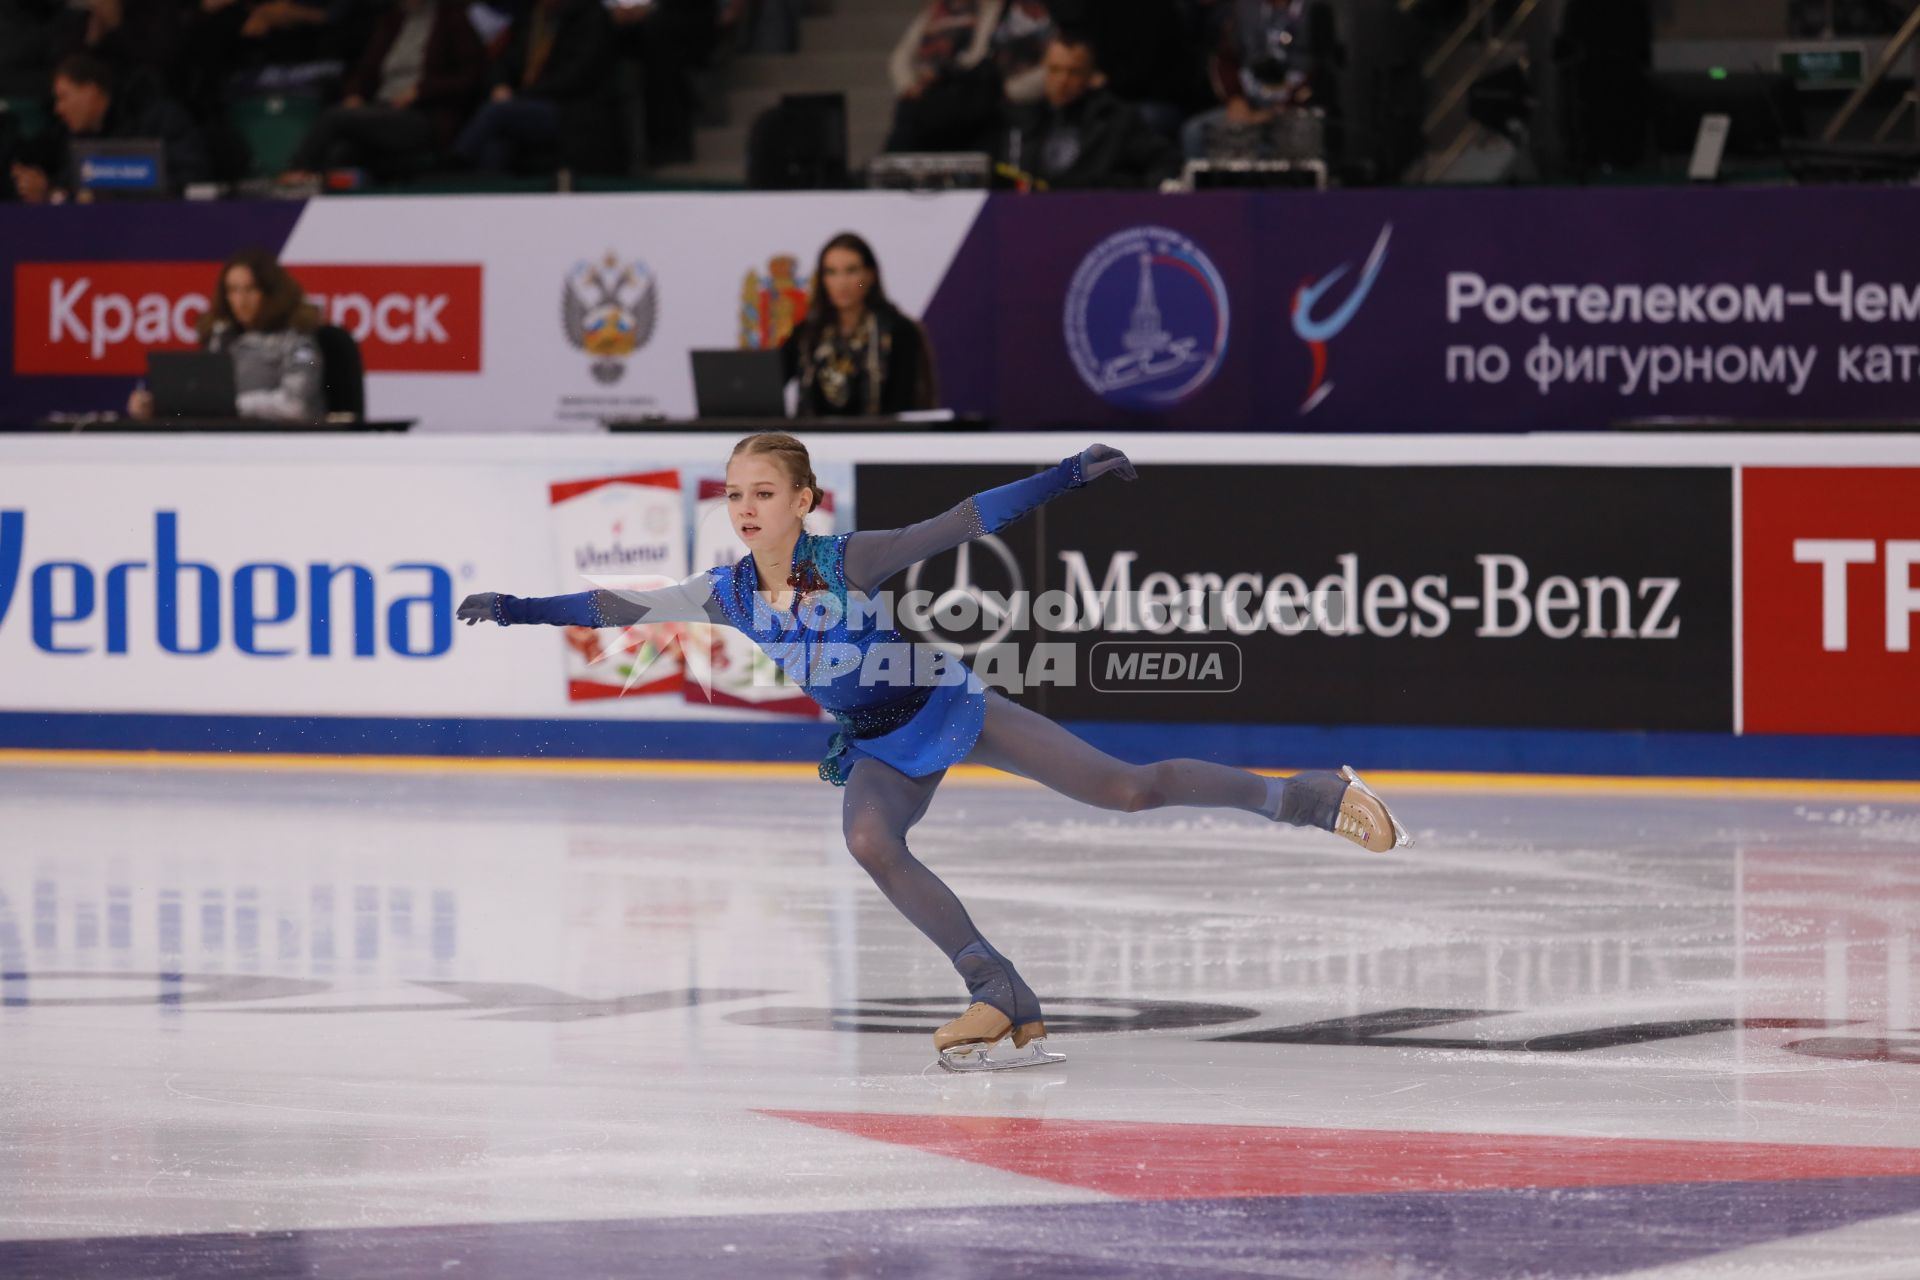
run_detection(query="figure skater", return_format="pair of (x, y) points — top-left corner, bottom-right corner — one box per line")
(458, 433), (1410, 1071)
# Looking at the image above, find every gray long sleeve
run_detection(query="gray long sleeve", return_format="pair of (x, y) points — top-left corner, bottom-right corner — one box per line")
(843, 499), (986, 595)
(590, 572), (732, 626)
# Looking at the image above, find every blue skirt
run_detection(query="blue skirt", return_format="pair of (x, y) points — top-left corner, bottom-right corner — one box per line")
(819, 667), (988, 787)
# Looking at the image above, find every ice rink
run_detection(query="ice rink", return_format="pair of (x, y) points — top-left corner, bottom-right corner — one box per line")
(3, 756), (1920, 1279)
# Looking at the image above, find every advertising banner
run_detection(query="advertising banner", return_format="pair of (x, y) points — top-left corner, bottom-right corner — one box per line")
(854, 462), (1736, 732)
(1742, 467), (1920, 736)
(8, 188), (1920, 432)
(0, 194), (985, 429)
(0, 452), (849, 723)
(964, 187), (1920, 432)
(548, 470), (687, 701)
(14, 261), (483, 376)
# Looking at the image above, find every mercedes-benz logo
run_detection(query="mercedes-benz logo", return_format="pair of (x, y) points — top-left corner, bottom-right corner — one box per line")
(903, 534), (1024, 656)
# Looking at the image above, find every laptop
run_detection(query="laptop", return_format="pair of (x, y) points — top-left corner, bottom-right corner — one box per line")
(71, 137), (167, 199)
(147, 351), (237, 419)
(690, 349), (788, 419)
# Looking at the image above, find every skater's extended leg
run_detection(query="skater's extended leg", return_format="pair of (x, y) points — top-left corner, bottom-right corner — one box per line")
(966, 689), (1269, 811)
(841, 757), (1040, 1025)
(965, 689), (1402, 850)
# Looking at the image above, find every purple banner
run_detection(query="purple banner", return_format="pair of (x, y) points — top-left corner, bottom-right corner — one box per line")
(926, 186), (1920, 431)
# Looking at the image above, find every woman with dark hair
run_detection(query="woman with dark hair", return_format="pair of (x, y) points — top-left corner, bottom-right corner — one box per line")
(128, 248), (326, 423)
(781, 232), (938, 418)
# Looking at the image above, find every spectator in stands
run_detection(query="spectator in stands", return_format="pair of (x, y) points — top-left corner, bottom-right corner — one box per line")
(51, 0), (190, 96)
(1002, 31), (1180, 189)
(282, 0), (484, 181)
(987, 1), (1051, 105)
(128, 248), (326, 422)
(9, 52), (207, 202)
(884, 0), (1049, 154)
(454, 0), (612, 174)
(190, 0), (358, 97)
(782, 232), (937, 418)
(611, 0), (720, 168)
(1046, 0), (1203, 139)
(1180, 0), (1325, 160)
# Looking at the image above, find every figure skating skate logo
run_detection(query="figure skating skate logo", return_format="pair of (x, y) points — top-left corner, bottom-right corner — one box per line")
(1064, 226), (1231, 410)
(562, 251), (659, 385)
(739, 254), (810, 350)
(1291, 223), (1391, 415)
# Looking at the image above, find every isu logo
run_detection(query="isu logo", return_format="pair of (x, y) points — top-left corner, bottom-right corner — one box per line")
(12, 262), (483, 375)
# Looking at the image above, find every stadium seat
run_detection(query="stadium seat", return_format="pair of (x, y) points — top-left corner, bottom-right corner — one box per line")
(230, 93), (323, 178)
(0, 96), (49, 142)
(746, 93), (848, 190)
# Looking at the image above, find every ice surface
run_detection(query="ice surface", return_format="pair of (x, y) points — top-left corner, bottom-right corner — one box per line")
(2, 761), (1917, 1278)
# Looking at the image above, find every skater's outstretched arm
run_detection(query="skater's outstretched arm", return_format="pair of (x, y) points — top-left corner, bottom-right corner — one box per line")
(843, 444), (1135, 593)
(457, 574), (729, 628)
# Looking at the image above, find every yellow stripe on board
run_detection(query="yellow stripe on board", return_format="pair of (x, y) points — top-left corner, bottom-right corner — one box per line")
(0, 748), (1915, 801)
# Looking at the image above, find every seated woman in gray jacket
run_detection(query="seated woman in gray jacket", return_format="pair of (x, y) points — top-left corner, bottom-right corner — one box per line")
(129, 249), (326, 423)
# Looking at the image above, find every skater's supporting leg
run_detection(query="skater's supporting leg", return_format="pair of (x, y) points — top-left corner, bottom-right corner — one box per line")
(841, 757), (1040, 1023)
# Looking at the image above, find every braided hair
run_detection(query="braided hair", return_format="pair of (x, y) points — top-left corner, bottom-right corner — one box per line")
(730, 431), (822, 514)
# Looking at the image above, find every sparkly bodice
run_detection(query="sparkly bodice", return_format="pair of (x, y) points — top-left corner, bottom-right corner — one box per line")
(706, 532), (940, 717)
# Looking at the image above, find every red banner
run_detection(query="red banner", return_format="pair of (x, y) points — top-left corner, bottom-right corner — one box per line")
(1743, 467), (1920, 735)
(13, 262), (483, 375)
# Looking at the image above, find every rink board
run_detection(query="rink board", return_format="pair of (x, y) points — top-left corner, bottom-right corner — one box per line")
(0, 432), (1916, 776)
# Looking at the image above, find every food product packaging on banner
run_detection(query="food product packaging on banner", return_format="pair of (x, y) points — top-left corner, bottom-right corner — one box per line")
(548, 471), (687, 702)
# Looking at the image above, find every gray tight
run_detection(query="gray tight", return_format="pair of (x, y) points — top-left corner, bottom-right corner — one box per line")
(964, 688), (1272, 813)
(838, 689), (1339, 1024)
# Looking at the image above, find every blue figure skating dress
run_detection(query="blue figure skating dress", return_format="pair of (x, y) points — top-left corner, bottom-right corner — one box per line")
(469, 451), (1103, 786)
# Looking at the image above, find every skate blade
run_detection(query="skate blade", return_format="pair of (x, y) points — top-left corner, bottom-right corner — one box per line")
(937, 1038), (1066, 1074)
(1340, 765), (1413, 848)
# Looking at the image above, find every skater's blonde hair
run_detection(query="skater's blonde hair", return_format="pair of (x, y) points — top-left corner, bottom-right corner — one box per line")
(730, 432), (822, 514)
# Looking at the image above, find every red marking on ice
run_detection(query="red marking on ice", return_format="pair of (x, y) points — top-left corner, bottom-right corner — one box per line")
(760, 1111), (1920, 1200)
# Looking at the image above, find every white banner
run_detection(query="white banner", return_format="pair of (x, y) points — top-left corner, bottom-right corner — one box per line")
(0, 448), (851, 719)
(276, 192), (988, 431)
